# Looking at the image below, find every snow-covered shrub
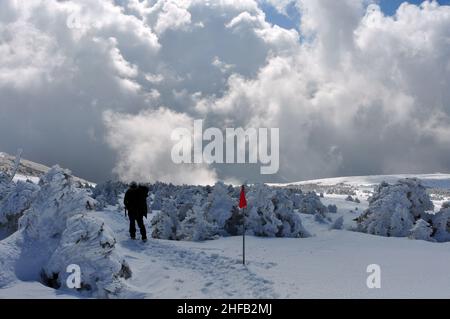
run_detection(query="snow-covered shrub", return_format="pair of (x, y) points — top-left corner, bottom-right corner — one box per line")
(272, 189), (310, 238)
(293, 191), (329, 217)
(151, 183), (315, 240)
(327, 204), (338, 214)
(330, 216), (344, 230)
(175, 185), (207, 206)
(151, 198), (180, 240)
(18, 166), (96, 241)
(178, 195), (218, 241)
(0, 181), (40, 235)
(206, 182), (234, 234)
(357, 178), (434, 237)
(151, 182), (175, 210)
(92, 181), (127, 208)
(409, 219), (435, 242)
(42, 214), (131, 298)
(428, 203), (450, 242)
(9, 166), (133, 297)
(246, 184), (281, 237)
(0, 171), (10, 200)
(223, 205), (243, 236)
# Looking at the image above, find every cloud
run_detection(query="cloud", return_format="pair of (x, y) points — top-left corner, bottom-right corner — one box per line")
(1, 0), (450, 184)
(103, 108), (217, 185)
(195, 0), (450, 180)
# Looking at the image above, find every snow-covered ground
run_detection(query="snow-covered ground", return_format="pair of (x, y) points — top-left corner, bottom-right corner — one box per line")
(1, 173), (450, 299)
(92, 207), (450, 298)
(273, 173), (450, 188)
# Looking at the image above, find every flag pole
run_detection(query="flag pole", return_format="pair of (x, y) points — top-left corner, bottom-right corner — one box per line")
(239, 183), (247, 266)
(243, 206), (246, 265)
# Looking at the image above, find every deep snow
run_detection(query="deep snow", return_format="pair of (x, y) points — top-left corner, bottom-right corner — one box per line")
(1, 174), (450, 299)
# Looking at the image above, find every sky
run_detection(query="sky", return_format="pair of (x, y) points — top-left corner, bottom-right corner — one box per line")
(1, 0), (450, 184)
(262, 0), (450, 29)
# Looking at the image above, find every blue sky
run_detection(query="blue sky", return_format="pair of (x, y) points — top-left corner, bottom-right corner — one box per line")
(379, 0), (450, 15)
(263, 0), (450, 30)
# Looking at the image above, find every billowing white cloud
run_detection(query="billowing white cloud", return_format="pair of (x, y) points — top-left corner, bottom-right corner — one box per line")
(195, 0), (450, 181)
(103, 108), (217, 185)
(1, 0), (450, 184)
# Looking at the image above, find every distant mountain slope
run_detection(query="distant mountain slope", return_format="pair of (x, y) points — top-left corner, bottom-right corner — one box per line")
(0, 151), (92, 185)
(270, 173), (450, 189)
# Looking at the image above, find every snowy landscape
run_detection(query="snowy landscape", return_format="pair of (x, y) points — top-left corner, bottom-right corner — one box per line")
(0, 153), (449, 299)
(2, 0), (450, 301)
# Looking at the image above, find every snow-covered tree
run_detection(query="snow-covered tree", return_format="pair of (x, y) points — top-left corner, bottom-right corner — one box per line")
(293, 191), (329, 217)
(206, 182), (234, 234)
(0, 165), (132, 297)
(0, 172), (10, 200)
(428, 203), (450, 242)
(409, 219), (435, 242)
(327, 204), (338, 214)
(330, 216), (344, 230)
(151, 198), (180, 240)
(18, 166), (96, 241)
(273, 189), (310, 238)
(246, 184), (281, 237)
(224, 205), (243, 236)
(0, 181), (40, 236)
(92, 180), (128, 208)
(43, 214), (132, 297)
(357, 178), (434, 237)
(345, 195), (354, 202)
(178, 195), (218, 241)
(151, 182), (175, 210)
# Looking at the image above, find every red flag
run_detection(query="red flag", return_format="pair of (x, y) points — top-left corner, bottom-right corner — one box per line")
(239, 185), (247, 209)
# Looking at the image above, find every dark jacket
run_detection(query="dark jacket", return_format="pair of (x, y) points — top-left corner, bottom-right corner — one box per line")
(124, 185), (149, 218)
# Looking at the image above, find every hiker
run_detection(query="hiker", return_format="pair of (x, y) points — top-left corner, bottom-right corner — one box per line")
(124, 182), (149, 242)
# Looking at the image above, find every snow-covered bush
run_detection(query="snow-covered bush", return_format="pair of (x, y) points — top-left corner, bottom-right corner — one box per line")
(4, 166), (132, 297)
(330, 216), (344, 230)
(327, 204), (338, 214)
(246, 184), (281, 237)
(92, 180), (127, 208)
(151, 183), (314, 240)
(409, 219), (434, 242)
(357, 178), (434, 237)
(425, 202), (450, 242)
(223, 205), (243, 236)
(206, 182), (234, 234)
(178, 195), (218, 241)
(42, 214), (132, 297)
(151, 182), (176, 210)
(0, 181), (40, 235)
(151, 198), (180, 240)
(18, 166), (96, 241)
(293, 191), (329, 217)
(244, 185), (309, 238)
(272, 189), (310, 237)
(0, 171), (10, 200)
